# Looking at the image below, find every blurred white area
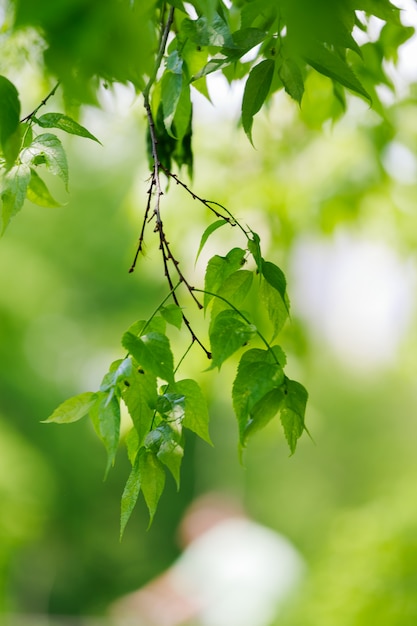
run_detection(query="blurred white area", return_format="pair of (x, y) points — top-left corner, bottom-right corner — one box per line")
(111, 493), (304, 626)
(291, 232), (416, 371)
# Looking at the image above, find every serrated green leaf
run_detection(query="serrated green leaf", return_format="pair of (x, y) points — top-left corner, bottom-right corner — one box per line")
(233, 350), (284, 444)
(43, 391), (97, 424)
(160, 304), (183, 329)
(209, 309), (256, 369)
(174, 378), (212, 444)
(305, 44), (371, 101)
(211, 269), (253, 319)
(120, 451), (142, 539)
(27, 168), (62, 207)
(90, 391), (121, 477)
(196, 219), (228, 262)
(100, 357), (133, 404)
(122, 367), (157, 447)
(242, 59), (274, 144)
(122, 331), (175, 384)
(21, 133), (69, 190)
(149, 424), (184, 489)
(280, 378), (308, 454)
(155, 392), (185, 421)
(245, 387), (285, 442)
(1, 163), (31, 234)
(204, 247), (246, 309)
(125, 427), (140, 466)
(36, 113), (101, 144)
(0, 75), (20, 164)
(139, 449), (166, 526)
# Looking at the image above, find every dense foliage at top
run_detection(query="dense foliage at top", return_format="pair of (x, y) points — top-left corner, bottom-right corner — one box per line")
(0, 0), (413, 529)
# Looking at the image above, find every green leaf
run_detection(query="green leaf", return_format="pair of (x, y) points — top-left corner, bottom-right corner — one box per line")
(161, 71), (183, 135)
(21, 133), (69, 190)
(232, 349), (284, 444)
(100, 357), (133, 404)
(43, 391), (97, 424)
(242, 59), (275, 143)
(122, 331), (175, 384)
(127, 316), (166, 337)
(209, 309), (256, 369)
(196, 219), (228, 262)
(145, 423), (184, 489)
(174, 378), (212, 444)
(1, 163), (31, 234)
(305, 44), (371, 102)
(173, 80), (192, 142)
(261, 260), (289, 338)
(160, 304), (183, 330)
(35, 113), (101, 144)
(120, 451), (142, 539)
(245, 387), (285, 442)
(280, 378), (308, 454)
(27, 168), (62, 207)
(0, 75), (20, 164)
(211, 269), (253, 318)
(278, 57), (304, 104)
(89, 391), (121, 477)
(122, 367), (157, 447)
(247, 230), (262, 271)
(204, 247), (246, 309)
(139, 449), (166, 526)
(155, 392), (185, 421)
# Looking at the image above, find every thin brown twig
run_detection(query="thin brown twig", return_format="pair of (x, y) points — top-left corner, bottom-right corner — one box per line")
(20, 82), (60, 123)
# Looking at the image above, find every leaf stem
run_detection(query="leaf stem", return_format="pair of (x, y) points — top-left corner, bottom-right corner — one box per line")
(20, 82), (60, 123)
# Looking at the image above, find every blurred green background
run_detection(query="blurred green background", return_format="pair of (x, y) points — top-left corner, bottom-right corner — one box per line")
(2, 28), (417, 625)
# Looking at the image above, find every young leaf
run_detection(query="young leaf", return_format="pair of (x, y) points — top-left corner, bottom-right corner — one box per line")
(0, 75), (20, 163)
(127, 316), (166, 337)
(122, 367), (157, 447)
(209, 309), (256, 369)
(100, 357), (133, 396)
(21, 133), (69, 190)
(211, 269), (253, 318)
(244, 387), (285, 442)
(139, 449), (166, 526)
(161, 71), (183, 135)
(146, 423), (184, 489)
(247, 230), (262, 271)
(195, 218), (228, 262)
(89, 391), (121, 477)
(120, 451), (142, 539)
(280, 378), (308, 454)
(242, 59), (275, 143)
(35, 113), (101, 144)
(43, 391), (97, 424)
(232, 349), (284, 444)
(174, 378), (212, 444)
(261, 260), (289, 338)
(1, 163), (31, 233)
(27, 168), (62, 207)
(160, 304), (183, 329)
(204, 247), (246, 309)
(122, 331), (175, 384)
(305, 44), (371, 101)
(278, 57), (304, 104)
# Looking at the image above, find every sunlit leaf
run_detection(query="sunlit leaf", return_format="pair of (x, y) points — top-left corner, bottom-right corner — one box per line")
(196, 219), (228, 262)
(36, 113), (101, 144)
(21, 133), (69, 190)
(122, 331), (175, 384)
(27, 168), (62, 207)
(120, 451), (142, 539)
(209, 309), (256, 369)
(89, 391), (121, 477)
(160, 304), (183, 329)
(204, 247), (246, 309)
(43, 392), (97, 424)
(174, 378), (212, 444)
(0, 163), (31, 233)
(139, 450), (166, 526)
(122, 367), (157, 446)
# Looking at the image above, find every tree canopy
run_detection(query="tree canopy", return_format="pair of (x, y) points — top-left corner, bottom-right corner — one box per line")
(0, 0), (415, 533)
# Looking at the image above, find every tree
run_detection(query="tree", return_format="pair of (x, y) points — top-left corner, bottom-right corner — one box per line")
(0, 0), (414, 535)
